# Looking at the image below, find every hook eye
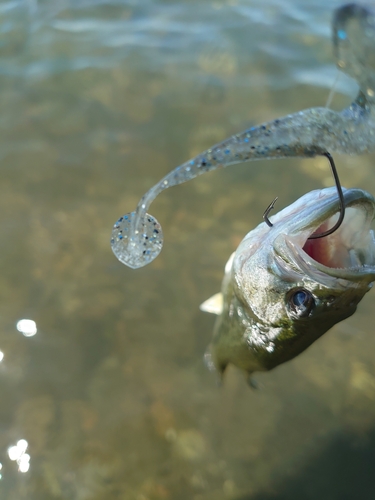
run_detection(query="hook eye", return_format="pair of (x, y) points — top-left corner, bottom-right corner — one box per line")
(286, 288), (315, 318)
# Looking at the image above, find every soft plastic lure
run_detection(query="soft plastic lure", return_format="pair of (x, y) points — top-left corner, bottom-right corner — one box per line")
(111, 3), (375, 269)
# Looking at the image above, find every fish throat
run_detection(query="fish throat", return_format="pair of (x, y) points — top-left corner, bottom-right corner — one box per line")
(302, 207), (373, 269)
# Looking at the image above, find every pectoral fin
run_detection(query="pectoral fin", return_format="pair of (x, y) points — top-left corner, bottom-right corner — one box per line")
(199, 292), (223, 315)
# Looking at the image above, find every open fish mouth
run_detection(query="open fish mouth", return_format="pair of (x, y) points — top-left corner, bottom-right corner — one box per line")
(283, 188), (375, 284)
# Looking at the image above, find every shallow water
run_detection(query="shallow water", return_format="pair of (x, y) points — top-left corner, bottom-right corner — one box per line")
(1, 1), (375, 499)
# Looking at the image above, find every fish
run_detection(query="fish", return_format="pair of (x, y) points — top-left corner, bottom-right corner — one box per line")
(201, 187), (375, 378)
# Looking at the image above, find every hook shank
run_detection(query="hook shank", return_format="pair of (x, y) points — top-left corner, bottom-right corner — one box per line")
(308, 152), (345, 240)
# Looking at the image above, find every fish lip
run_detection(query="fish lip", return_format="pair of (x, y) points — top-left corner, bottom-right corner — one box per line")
(277, 187), (375, 283)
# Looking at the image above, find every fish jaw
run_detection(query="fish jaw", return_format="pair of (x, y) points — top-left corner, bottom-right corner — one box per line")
(206, 187), (375, 377)
(275, 187), (375, 284)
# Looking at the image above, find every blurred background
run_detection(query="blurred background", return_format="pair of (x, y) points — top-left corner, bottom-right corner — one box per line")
(1, 0), (375, 499)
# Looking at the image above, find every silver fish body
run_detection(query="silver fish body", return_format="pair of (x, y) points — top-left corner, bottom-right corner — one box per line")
(202, 187), (375, 377)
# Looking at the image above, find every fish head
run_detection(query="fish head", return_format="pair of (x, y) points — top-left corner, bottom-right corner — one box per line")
(207, 187), (375, 376)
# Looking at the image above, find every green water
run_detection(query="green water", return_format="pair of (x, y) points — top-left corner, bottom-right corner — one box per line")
(1, 1), (375, 499)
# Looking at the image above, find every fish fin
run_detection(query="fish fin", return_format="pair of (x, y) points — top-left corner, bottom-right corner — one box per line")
(199, 292), (223, 315)
(200, 253), (233, 315)
(225, 252), (235, 274)
(247, 377), (260, 390)
(247, 373), (264, 390)
(204, 349), (226, 386)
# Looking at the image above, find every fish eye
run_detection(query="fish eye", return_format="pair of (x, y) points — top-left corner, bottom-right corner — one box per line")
(287, 288), (315, 318)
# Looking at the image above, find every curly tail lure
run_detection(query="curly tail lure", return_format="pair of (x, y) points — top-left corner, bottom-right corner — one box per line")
(111, 4), (375, 269)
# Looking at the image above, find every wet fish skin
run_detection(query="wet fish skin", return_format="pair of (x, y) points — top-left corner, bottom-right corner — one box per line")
(203, 187), (375, 377)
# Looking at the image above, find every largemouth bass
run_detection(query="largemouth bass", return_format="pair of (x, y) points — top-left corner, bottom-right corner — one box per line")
(201, 187), (375, 377)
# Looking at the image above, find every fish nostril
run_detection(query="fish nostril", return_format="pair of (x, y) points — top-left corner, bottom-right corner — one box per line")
(326, 295), (336, 304)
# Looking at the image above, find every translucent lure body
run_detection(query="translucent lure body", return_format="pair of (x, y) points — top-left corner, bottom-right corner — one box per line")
(111, 3), (375, 269)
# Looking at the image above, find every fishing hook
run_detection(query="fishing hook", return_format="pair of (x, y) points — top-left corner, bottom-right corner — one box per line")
(263, 197), (278, 228)
(263, 152), (345, 239)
